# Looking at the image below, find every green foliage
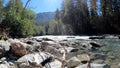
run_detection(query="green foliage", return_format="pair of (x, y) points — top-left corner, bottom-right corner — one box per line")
(0, 35), (8, 40)
(0, 0), (37, 38)
(48, 20), (57, 35)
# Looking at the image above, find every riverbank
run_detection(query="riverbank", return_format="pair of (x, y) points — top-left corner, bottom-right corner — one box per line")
(0, 35), (120, 68)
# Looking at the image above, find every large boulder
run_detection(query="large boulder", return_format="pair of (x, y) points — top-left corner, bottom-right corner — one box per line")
(65, 47), (79, 60)
(77, 54), (90, 63)
(10, 41), (28, 56)
(75, 63), (110, 68)
(16, 52), (53, 68)
(67, 57), (81, 68)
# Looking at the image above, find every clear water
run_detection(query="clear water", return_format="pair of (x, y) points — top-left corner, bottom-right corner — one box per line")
(94, 39), (120, 68)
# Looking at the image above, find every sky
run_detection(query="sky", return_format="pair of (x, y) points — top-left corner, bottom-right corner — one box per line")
(22, 0), (63, 13)
(4, 0), (63, 13)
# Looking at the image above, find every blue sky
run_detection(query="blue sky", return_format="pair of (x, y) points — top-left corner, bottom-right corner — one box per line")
(4, 0), (63, 13)
(22, 0), (63, 13)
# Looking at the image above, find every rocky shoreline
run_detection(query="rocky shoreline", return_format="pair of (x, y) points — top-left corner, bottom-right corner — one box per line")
(0, 35), (119, 68)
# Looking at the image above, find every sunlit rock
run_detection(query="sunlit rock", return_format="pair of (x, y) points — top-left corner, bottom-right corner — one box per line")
(10, 42), (28, 56)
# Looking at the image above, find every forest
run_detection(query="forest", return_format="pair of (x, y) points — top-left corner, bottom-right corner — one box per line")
(0, 0), (120, 38)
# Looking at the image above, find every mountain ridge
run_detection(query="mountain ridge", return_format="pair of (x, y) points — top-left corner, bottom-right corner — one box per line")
(35, 12), (55, 24)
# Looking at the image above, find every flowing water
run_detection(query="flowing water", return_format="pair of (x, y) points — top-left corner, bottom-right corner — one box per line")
(34, 36), (120, 68)
(94, 39), (120, 68)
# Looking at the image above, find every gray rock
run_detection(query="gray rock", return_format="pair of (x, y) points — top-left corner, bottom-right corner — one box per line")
(77, 54), (90, 63)
(41, 41), (58, 45)
(0, 61), (15, 68)
(0, 64), (9, 68)
(67, 57), (81, 68)
(80, 42), (92, 50)
(0, 57), (7, 62)
(43, 59), (62, 68)
(93, 59), (104, 64)
(0, 40), (10, 57)
(16, 52), (52, 68)
(118, 63), (120, 68)
(76, 63), (110, 68)
(0, 40), (10, 51)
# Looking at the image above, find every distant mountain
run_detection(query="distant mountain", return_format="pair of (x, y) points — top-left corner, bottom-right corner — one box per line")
(35, 12), (55, 24)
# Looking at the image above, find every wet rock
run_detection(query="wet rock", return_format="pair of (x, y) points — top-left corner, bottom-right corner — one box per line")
(10, 42), (28, 56)
(67, 57), (81, 68)
(76, 63), (110, 68)
(90, 42), (102, 48)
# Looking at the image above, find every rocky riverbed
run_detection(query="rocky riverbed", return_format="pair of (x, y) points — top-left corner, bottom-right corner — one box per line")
(0, 35), (120, 68)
